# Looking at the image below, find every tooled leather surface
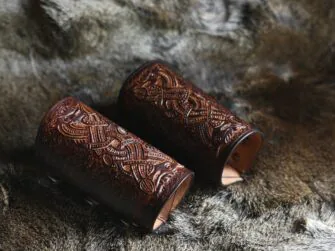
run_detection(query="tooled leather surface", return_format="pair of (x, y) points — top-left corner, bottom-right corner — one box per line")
(43, 97), (186, 196)
(125, 63), (252, 152)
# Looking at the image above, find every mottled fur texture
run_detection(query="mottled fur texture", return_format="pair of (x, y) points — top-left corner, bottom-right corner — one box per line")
(0, 0), (335, 250)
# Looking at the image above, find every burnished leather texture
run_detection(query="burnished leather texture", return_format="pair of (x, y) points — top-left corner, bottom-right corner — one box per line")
(119, 61), (262, 185)
(35, 97), (193, 231)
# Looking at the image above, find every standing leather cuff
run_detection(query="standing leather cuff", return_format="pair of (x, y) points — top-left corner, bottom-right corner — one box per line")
(35, 97), (194, 231)
(118, 61), (263, 186)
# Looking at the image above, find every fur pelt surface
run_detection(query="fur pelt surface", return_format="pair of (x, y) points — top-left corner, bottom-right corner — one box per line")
(0, 0), (335, 250)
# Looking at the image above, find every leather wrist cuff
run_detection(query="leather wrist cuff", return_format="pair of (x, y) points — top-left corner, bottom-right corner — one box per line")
(118, 61), (263, 186)
(35, 97), (194, 231)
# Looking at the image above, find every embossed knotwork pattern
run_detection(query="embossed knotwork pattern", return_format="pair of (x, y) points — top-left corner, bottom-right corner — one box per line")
(49, 99), (182, 195)
(129, 63), (251, 150)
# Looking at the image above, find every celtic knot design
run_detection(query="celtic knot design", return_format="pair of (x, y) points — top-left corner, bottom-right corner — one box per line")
(129, 63), (251, 150)
(50, 99), (181, 195)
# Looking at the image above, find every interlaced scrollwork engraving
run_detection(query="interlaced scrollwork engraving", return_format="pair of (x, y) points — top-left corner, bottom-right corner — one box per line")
(49, 99), (182, 195)
(128, 63), (251, 150)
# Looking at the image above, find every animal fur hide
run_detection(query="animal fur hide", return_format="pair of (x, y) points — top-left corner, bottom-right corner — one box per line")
(0, 0), (334, 250)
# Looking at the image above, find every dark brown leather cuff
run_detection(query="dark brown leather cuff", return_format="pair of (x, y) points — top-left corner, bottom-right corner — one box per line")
(118, 61), (263, 186)
(35, 97), (194, 231)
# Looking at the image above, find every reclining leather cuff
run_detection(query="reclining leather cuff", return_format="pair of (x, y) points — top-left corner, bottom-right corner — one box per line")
(35, 97), (194, 231)
(118, 61), (263, 186)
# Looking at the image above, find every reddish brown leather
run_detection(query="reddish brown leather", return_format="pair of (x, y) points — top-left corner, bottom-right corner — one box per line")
(118, 61), (263, 185)
(35, 97), (194, 231)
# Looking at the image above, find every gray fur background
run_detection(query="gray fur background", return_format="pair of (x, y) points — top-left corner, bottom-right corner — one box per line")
(0, 0), (335, 250)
